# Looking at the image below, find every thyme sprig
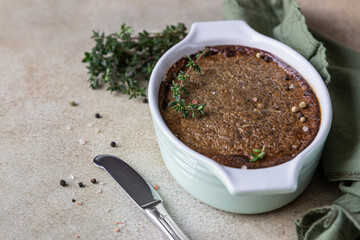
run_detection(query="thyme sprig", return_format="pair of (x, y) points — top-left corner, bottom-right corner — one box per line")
(168, 50), (207, 118)
(249, 146), (266, 162)
(82, 23), (187, 99)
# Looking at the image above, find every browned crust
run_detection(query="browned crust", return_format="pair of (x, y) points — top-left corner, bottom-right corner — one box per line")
(159, 45), (321, 169)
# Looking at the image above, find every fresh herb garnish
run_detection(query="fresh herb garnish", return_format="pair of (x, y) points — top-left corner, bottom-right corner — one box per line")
(249, 146), (266, 162)
(168, 50), (207, 118)
(82, 23), (187, 99)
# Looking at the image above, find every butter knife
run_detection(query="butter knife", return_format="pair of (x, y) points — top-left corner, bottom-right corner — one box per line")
(93, 154), (190, 240)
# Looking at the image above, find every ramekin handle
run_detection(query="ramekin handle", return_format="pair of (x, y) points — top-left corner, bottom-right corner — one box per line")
(183, 20), (260, 46)
(213, 160), (302, 196)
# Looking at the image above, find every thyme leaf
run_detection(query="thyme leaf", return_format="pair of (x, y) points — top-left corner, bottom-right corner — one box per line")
(249, 146), (266, 162)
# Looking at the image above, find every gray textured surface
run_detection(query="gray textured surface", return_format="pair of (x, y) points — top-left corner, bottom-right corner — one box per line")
(1, 0), (357, 239)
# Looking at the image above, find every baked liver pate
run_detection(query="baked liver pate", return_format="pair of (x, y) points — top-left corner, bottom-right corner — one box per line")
(159, 45), (321, 169)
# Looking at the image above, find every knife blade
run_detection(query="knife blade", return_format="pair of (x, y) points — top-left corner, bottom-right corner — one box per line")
(93, 154), (190, 240)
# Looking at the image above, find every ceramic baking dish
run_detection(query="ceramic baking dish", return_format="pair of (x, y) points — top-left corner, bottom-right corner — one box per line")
(148, 20), (332, 214)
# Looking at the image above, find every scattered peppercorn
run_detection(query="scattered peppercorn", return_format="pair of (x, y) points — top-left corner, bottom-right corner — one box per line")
(75, 235), (80, 239)
(60, 179), (67, 187)
(291, 106), (300, 113)
(300, 116), (307, 123)
(95, 113), (101, 118)
(264, 56), (270, 62)
(110, 141), (116, 147)
(72, 199), (76, 202)
(285, 75), (290, 80)
(91, 178), (97, 184)
(297, 112), (304, 119)
(299, 101), (308, 109)
(69, 100), (77, 106)
(79, 182), (84, 188)
(285, 86), (290, 91)
(142, 98), (148, 103)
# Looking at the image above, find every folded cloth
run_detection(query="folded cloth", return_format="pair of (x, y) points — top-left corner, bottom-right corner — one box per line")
(317, 32), (360, 182)
(295, 182), (360, 240)
(223, 0), (360, 239)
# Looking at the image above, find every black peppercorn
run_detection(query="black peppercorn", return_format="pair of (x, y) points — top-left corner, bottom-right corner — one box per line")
(285, 75), (290, 80)
(91, 178), (97, 184)
(110, 141), (116, 147)
(60, 179), (67, 187)
(297, 112), (304, 119)
(95, 113), (101, 118)
(142, 99), (148, 104)
(264, 56), (270, 62)
(72, 199), (76, 202)
(285, 86), (290, 91)
(79, 182), (84, 188)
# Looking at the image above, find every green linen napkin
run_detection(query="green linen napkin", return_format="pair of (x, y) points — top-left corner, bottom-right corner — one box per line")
(223, 0), (360, 239)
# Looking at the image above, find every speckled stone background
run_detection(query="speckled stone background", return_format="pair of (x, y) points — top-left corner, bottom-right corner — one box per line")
(0, 0), (359, 239)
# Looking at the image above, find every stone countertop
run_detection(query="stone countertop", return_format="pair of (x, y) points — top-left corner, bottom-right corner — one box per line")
(0, 0), (358, 239)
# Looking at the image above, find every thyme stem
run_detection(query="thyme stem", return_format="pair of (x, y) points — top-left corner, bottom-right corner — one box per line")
(168, 49), (208, 118)
(82, 23), (187, 99)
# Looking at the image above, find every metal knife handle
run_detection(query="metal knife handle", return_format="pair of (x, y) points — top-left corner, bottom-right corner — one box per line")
(144, 203), (190, 240)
